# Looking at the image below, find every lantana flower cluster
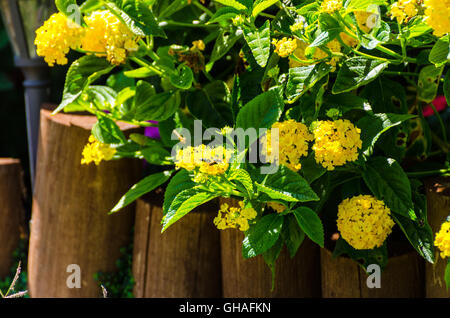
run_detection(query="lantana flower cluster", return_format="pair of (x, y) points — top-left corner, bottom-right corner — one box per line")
(81, 135), (117, 165)
(213, 201), (257, 231)
(434, 220), (450, 259)
(337, 195), (395, 250)
(35, 10), (140, 66)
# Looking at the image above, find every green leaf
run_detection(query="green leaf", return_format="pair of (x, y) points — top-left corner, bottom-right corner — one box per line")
(243, 20), (271, 67)
(54, 56), (115, 114)
(163, 170), (197, 215)
(322, 92), (371, 114)
(208, 28), (243, 69)
(236, 89), (283, 132)
(418, 65), (444, 103)
(212, 0), (248, 11)
(282, 215), (305, 258)
(169, 64), (194, 90)
(357, 113), (416, 154)
(56, 0), (81, 24)
(429, 35), (450, 66)
(242, 214), (283, 258)
(186, 81), (232, 128)
(300, 152), (327, 184)
(124, 67), (158, 78)
(362, 157), (414, 218)
(110, 171), (173, 214)
(310, 14), (341, 47)
(446, 261), (450, 290)
(162, 191), (219, 231)
(92, 116), (126, 144)
(208, 7), (240, 24)
(262, 236), (283, 291)
(444, 70), (450, 106)
(227, 169), (254, 196)
(105, 0), (166, 38)
(256, 165), (319, 202)
(293, 206), (324, 247)
(132, 82), (180, 121)
(252, 0), (279, 17)
(332, 57), (388, 94)
(346, 0), (387, 11)
(286, 63), (333, 102)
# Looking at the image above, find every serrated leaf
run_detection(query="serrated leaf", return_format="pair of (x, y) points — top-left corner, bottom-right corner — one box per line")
(332, 57), (388, 94)
(213, 0), (248, 11)
(242, 214), (283, 258)
(357, 113), (416, 154)
(282, 215), (305, 258)
(243, 20), (271, 67)
(169, 64), (194, 90)
(227, 169), (254, 196)
(286, 63), (333, 102)
(163, 170), (197, 215)
(54, 55), (115, 114)
(418, 65), (444, 103)
(292, 206), (324, 247)
(252, 0), (279, 17)
(92, 116), (126, 144)
(362, 157), (414, 218)
(429, 36), (450, 66)
(110, 170), (173, 214)
(162, 191), (218, 231)
(208, 7), (241, 24)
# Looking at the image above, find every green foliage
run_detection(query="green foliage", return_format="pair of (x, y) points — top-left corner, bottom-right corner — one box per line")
(292, 206), (324, 247)
(243, 213), (284, 258)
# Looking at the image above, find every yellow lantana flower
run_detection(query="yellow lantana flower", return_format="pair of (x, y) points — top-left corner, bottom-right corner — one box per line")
(81, 135), (116, 165)
(390, 0), (419, 24)
(81, 10), (140, 65)
(320, 0), (343, 14)
(213, 201), (257, 231)
(272, 37), (298, 58)
(267, 202), (286, 213)
(435, 220), (450, 259)
(337, 195), (395, 250)
(424, 0), (450, 37)
(261, 120), (313, 172)
(175, 144), (233, 176)
(289, 39), (342, 71)
(312, 119), (362, 170)
(35, 12), (83, 66)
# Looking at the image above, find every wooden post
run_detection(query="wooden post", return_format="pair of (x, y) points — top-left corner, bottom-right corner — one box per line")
(425, 177), (450, 298)
(321, 248), (424, 297)
(0, 158), (27, 278)
(28, 109), (141, 298)
(132, 194), (222, 297)
(220, 198), (321, 297)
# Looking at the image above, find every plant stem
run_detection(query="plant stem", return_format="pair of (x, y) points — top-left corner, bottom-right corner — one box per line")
(159, 20), (218, 28)
(407, 169), (450, 178)
(129, 57), (163, 76)
(259, 12), (276, 19)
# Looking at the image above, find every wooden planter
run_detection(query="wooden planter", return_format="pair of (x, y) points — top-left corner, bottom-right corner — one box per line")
(132, 194), (222, 297)
(220, 198), (321, 298)
(28, 109), (141, 297)
(0, 158), (27, 278)
(321, 248), (424, 297)
(425, 177), (450, 298)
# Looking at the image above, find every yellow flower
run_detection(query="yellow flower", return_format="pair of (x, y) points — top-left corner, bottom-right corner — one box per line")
(435, 220), (450, 259)
(175, 144), (233, 176)
(81, 10), (140, 65)
(213, 201), (257, 231)
(390, 0), (419, 24)
(261, 120), (313, 172)
(81, 135), (116, 165)
(289, 39), (342, 71)
(267, 202), (286, 213)
(424, 0), (450, 37)
(312, 119), (362, 170)
(191, 40), (205, 51)
(35, 13), (83, 66)
(320, 0), (343, 14)
(337, 195), (395, 250)
(272, 37), (298, 58)
(290, 22), (304, 32)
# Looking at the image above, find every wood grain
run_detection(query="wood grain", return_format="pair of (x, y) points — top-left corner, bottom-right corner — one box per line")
(28, 109), (141, 297)
(425, 177), (450, 298)
(321, 248), (424, 298)
(0, 158), (27, 278)
(220, 198), (321, 298)
(133, 195), (222, 297)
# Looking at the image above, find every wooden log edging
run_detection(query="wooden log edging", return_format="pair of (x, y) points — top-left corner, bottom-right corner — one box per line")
(0, 158), (27, 278)
(28, 109), (141, 298)
(220, 198), (321, 298)
(321, 248), (424, 298)
(132, 194), (222, 297)
(425, 177), (450, 298)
